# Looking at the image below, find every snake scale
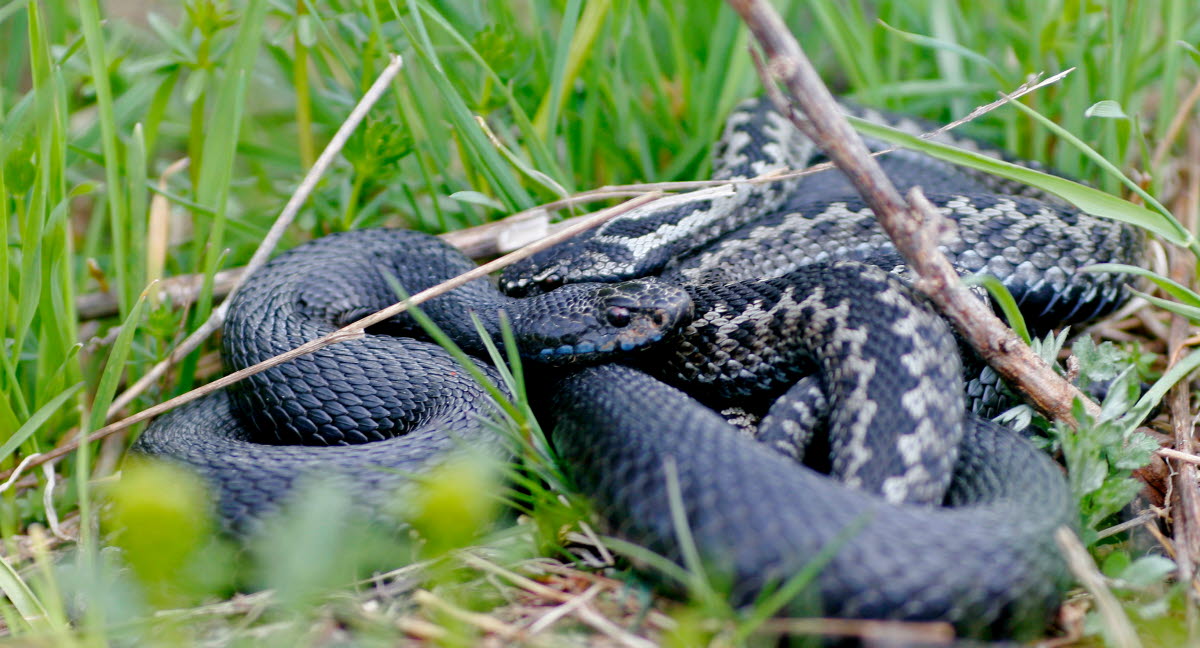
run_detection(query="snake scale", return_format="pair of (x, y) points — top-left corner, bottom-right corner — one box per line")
(134, 97), (1143, 637)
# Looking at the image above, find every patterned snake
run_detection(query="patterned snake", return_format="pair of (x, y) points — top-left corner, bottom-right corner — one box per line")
(134, 97), (1143, 636)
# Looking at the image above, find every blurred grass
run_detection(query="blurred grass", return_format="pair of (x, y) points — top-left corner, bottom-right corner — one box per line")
(0, 0), (1198, 643)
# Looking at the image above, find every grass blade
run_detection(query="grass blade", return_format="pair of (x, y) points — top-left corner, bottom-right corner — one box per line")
(1086, 263), (1200, 307)
(846, 115), (1192, 247)
(0, 382), (83, 462)
(963, 274), (1031, 343)
(0, 551), (49, 632)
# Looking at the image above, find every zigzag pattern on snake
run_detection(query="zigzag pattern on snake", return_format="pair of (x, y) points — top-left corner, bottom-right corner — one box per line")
(134, 97), (1144, 637)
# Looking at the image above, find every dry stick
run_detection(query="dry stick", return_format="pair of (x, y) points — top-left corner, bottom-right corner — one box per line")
(1159, 447), (1200, 466)
(1054, 527), (1143, 648)
(1166, 133), (1200, 635)
(461, 552), (681, 636)
(411, 590), (527, 642)
(753, 617), (953, 643)
(726, 0), (1097, 424)
(0, 193), (664, 485)
(525, 584), (601, 634)
(105, 54), (406, 419)
(1096, 511), (1160, 541)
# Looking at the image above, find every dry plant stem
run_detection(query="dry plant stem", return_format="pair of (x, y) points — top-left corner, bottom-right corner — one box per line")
(461, 552), (679, 638)
(1151, 75), (1200, 172)
(146, 157), (191, 304)
(752, 617), (952, 643)
(1167, 135), (1200, 631)
(525, 584), (600, 634)
(105, 54), (405, 419)
(1159, 447), (1200, 465)
(727, 0), (1098, 424)
(393, 617), (448, 641)
(412, 590), (527, 642)
(0, 193), (663, 485)
(1096, 511), (1160, 540)
(1055, 527), (1142, 648)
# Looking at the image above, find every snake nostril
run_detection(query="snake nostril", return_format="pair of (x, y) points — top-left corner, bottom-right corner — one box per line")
(605, 306), (632, 328)
(652, 310), (667, 326)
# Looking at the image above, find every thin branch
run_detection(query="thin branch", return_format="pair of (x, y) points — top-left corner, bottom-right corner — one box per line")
(1158, 447), (1200, 465)
(1054, 527), (1143, 648)
(1096, 510), (1159, 540)
(727, 0), (1098, 424)
(1165, 129), (1200, 631)
(752, 617), (953, 642)
(412, 590), (528, 642)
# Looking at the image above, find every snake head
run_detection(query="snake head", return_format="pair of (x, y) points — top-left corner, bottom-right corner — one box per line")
(499, 244), (574, 297)
(499, 237), (643, 297)
(514, 278), (694, 365)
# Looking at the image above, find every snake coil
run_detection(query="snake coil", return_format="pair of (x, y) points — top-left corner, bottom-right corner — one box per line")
(135, 97), (1143, 637)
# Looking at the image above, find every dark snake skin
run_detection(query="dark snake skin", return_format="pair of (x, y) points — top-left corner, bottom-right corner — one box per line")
(135, 229), (692, 530)
(133, 97), (1144, 637)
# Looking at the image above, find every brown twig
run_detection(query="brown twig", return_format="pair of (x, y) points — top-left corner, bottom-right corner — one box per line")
(727, 0), (1098, 424)
(1165, 128), (1200, 634)
(752, 617), (954, 643)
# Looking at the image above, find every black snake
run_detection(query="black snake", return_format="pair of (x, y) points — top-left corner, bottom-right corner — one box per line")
(134, 97), (1143, 637)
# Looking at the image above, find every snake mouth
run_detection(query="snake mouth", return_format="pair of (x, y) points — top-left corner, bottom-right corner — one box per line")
(535, 329), (668, 361)
(532, 302), (684, 365)
(519, 277), (694, 365)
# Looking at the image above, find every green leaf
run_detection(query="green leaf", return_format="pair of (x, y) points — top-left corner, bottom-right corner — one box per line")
(0, 552), (49, 630)
(1085, 477), (1143, 528)
(86, 288), (150, 433)
(1131, 290), (1200, 323)
(1000, 98), (1190, 247)
(1087, 263), (1200, 307)
(102, 459), (216, 604)
(1112, 432), (1160, 470)
(877, 19), (1000, 74)
(0, 383), (84, 462)
(963, 274), (1030, 343)
(1085, 100), (1129, 120)
(845, 116), (1193, 248)
(449, 190), (506, 211)
(1121, 348), (1200, 436)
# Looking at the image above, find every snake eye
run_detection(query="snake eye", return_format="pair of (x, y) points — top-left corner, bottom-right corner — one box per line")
(538, 274), (564, 292)
(605, 306), (632, 328)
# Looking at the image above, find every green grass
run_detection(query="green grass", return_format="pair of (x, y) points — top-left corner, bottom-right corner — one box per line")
(3, 0), (1200, 644)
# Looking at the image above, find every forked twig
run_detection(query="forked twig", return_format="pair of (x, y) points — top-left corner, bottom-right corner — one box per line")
(727, 0), (1099, 425)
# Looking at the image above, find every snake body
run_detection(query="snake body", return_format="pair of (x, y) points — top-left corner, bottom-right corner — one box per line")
(135, 97), (1144, 635)
(550, 365), (1068, 634)
(136, 229), (691, 528)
